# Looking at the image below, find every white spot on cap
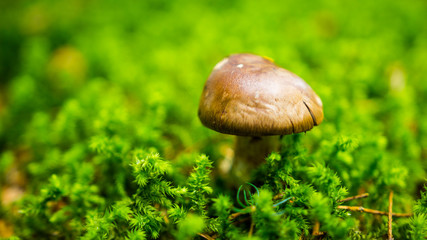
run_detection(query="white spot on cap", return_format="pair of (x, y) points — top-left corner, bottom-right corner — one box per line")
(315, 95), (323, 107)
(294, 79), (308, 90)
(214, 58), (229, 70)
(237, 64), (244, 68)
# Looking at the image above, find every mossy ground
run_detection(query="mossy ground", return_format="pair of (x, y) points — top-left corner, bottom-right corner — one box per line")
(0, 0), (426, 239)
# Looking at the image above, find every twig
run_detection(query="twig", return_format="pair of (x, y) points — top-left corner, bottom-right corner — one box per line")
(311, 221), (325, 237)
(197, 233), (215, 240)
(276, 192), (368, 203)
(229, 211), (245, 220)
(161, 209), (169, 224)
(338, 193), (369, 203)
(229, 206), (256, 220)
(231, 192), (371, 223)
(273, 193), (295, 204)
(337, 205), (411, 217)
(273, 192), (284, 201)
(312, 221), (320, 236)
(249, 221), (255, 237)
(388, 191), (393, 240)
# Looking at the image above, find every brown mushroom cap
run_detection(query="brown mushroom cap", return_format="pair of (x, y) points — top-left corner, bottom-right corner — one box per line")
(198, 53), (324, 136)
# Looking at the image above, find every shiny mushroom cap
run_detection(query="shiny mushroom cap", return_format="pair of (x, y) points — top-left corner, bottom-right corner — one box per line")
(198, 53), (324, 136)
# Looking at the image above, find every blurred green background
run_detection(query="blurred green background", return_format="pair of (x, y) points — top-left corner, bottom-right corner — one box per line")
(0, 0), (427, 238)
(1, 0), (426, 154)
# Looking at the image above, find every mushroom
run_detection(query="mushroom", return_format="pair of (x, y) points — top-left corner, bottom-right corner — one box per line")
(198, 53), (323, 182)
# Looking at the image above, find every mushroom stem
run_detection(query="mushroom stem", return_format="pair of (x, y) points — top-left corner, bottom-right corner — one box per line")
(232, 136), (280, 182)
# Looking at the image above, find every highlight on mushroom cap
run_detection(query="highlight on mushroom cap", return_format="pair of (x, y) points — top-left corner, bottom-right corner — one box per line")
(198, 53), (323, 136)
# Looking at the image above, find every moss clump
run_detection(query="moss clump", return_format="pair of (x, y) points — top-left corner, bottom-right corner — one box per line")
(0, 0), (427, 239)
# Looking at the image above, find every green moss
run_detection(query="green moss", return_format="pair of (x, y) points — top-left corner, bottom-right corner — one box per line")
(0, 0), (426, 239)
